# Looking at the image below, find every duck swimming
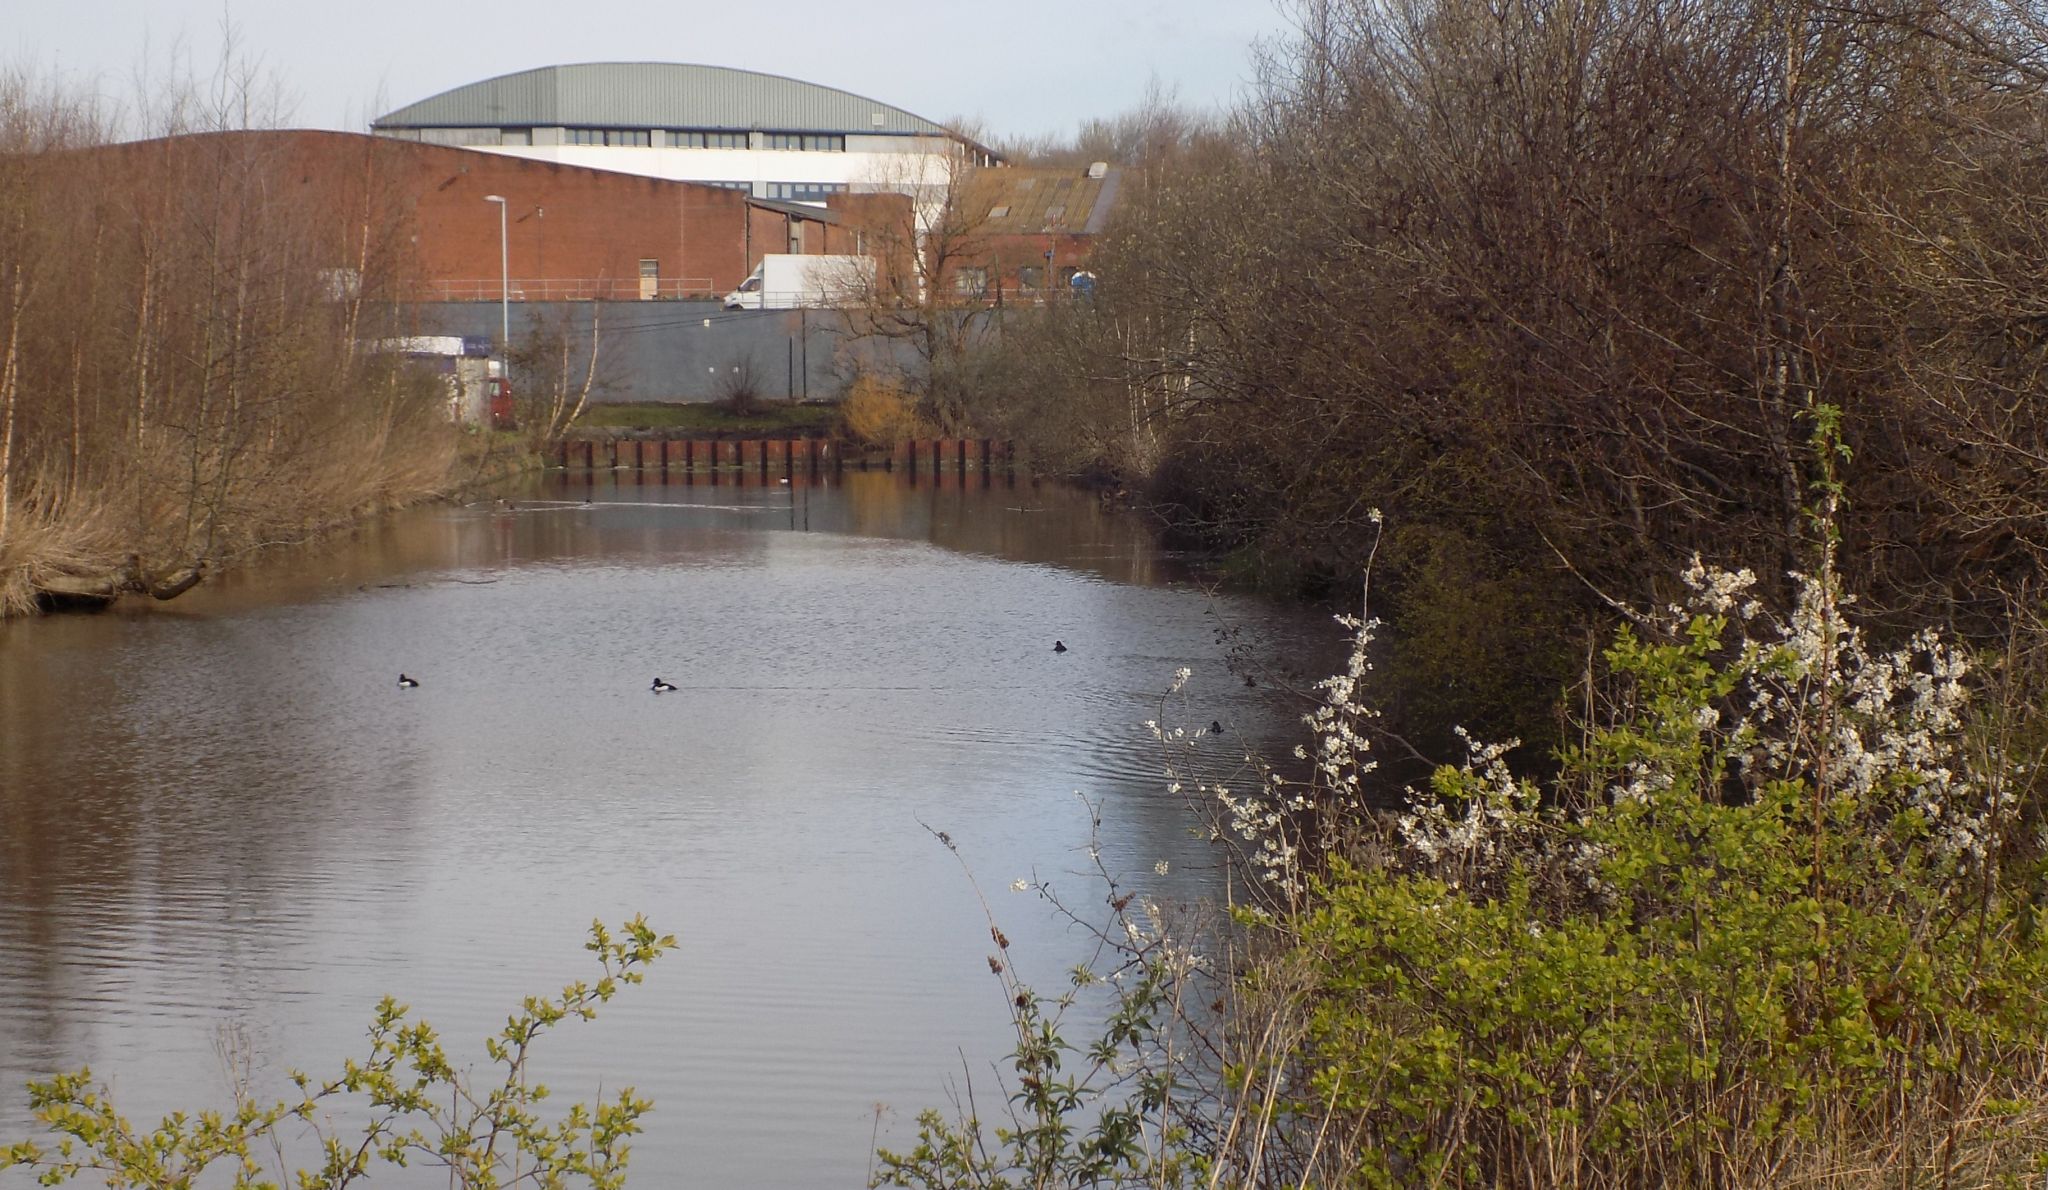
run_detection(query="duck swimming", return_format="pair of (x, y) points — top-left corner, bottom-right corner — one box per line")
(397, 674), (420, 689)
(651, 678), (677, 693)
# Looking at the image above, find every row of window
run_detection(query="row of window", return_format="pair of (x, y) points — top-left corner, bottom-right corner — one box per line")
(404, 127), (853, 150)
(562, 129), (842, 150)
(669, 130), (749, 149)
(763, 182), (847, 201)
(953, 265), (1086, 295)
(762, 133), (845, 152)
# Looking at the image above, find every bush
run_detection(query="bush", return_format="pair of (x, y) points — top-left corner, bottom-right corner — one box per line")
(1231, 551), (2048, 1185)
(842, 375), (927, 444)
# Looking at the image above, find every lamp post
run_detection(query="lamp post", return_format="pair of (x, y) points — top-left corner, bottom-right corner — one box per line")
(483, 195), (509, 379)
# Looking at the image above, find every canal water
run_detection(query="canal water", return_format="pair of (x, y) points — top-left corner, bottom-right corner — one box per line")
(0, 470), (1340, 1187)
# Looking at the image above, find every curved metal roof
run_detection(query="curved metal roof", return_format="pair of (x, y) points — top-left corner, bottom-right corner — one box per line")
(372, 62), (960, 138)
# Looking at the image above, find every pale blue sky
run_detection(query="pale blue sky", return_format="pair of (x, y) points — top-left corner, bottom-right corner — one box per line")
(5, 0), (1294, 141)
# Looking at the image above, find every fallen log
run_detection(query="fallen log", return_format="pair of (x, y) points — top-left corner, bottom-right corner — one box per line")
(34, 559), (207, 607)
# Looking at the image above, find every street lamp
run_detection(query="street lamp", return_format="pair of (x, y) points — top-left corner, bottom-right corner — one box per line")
(483, 195), (509, 381)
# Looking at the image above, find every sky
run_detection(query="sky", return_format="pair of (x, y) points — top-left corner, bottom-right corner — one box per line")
(4, 0), (1296, 144)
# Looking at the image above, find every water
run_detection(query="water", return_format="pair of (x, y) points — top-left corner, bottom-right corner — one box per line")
(0, 470), (1338, 1187)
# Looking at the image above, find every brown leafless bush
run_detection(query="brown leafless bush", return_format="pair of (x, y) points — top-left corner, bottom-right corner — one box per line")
(1019, 0), (2048, 753)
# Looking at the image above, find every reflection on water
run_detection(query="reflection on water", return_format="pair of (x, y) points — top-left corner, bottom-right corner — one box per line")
(0, 471), (1337, 1188)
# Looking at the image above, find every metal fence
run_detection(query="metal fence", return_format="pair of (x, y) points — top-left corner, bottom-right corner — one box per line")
(413, 278), (719, 302)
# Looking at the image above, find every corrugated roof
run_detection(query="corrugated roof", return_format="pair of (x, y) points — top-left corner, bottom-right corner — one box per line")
(958, 166), (1122, 236)
(373, 63), (961, 138)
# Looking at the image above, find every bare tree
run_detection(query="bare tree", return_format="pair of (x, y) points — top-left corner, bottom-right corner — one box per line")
(509, 305), (606, 447)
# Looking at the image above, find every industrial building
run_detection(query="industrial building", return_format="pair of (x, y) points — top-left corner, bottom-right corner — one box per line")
(371, 63), (999, 210)
(94, 129), (883, 300)
(948, 163), (1122, 298)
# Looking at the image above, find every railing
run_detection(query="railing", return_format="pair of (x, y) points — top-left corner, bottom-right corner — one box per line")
(413, 278), (718, 302)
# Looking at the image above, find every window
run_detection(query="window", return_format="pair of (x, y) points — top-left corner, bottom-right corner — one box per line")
(953, 267), (988, 297)
(764, 133), (845, 151)
(988, 205), (1010, 219)
(419, 127), (502, 146)
(1018, 266), (1044, 290)
(702, 180), (751, 190)
(567, 128), (652, 146)
(666, 130), (747, 149)
(764, 182), (847, 201)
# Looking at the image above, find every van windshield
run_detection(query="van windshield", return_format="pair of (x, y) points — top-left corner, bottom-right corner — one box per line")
(739, 276), (761, 292)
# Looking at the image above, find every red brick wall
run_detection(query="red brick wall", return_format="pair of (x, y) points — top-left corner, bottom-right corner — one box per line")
(87, 130), (841, 299)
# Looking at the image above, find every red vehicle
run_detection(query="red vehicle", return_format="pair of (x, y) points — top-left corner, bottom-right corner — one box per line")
(488, 377), (516, 431)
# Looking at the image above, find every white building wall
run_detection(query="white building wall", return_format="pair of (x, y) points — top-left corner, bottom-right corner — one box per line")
(457, 135), (962, 204)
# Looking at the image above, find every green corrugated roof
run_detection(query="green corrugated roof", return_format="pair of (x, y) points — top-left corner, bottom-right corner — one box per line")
(372, 63), (959, 138)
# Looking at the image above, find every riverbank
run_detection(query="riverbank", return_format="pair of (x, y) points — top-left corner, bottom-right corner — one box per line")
(0, 433), (541, 618)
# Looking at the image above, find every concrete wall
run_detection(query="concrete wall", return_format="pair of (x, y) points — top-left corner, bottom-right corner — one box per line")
(413, 300), (891, 404)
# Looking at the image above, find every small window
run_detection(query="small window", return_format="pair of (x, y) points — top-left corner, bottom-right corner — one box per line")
(608, 129), (651, 147)
(566, 128), (604, 145)
(953, 266), (988, 297)
(1018, 266), (1043, 290)
(988, 205), (1010, 219)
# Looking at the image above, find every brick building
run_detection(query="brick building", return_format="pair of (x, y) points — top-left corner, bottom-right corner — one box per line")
(946, 163), (1122, 300)
(97, 129), (880, 301)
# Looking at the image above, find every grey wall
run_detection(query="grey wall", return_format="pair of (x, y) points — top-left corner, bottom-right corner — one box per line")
(411, 300), (875, 404)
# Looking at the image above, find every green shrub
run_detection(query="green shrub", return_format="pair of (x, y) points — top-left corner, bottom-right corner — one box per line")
(1265, 555), (2048, 1185)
